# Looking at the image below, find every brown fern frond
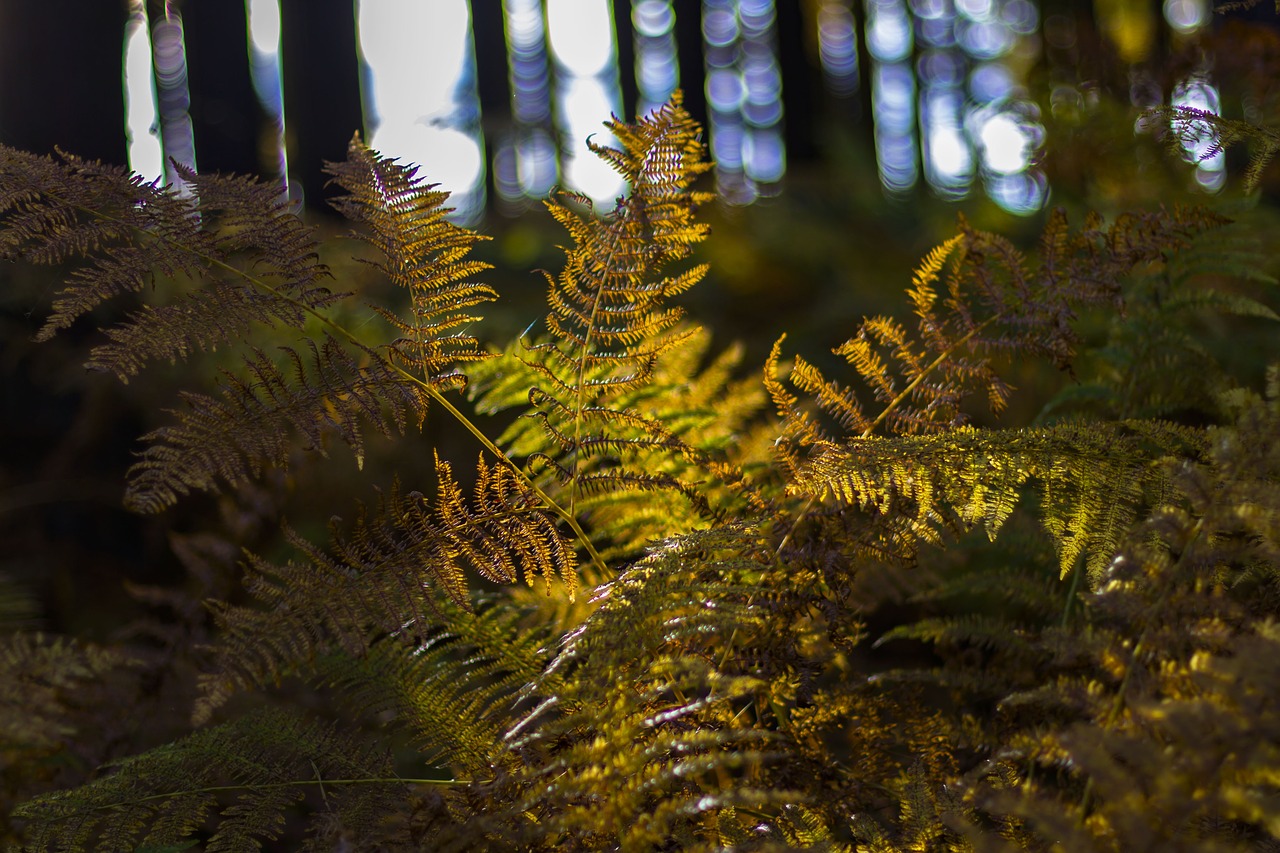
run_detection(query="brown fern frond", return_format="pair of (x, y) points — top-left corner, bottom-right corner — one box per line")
(325, 136), (496, 381)
(2, 142), (517, 522)
(124, 336), (430, 513)
(771, 207), (1225, 452)
(0, 147), (332, 373)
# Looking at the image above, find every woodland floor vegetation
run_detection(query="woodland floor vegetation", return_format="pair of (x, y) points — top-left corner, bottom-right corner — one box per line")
(1, 34), (1280, 853)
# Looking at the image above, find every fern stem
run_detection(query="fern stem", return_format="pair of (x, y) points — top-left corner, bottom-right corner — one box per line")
(48, 776), (478, 818)
(53, 192), (609, 582)
(569, 207), (628, 521)
(1060, 554), (1084, 629)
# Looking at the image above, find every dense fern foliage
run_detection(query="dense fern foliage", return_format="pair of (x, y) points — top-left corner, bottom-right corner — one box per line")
(3, 89), (1280, 852)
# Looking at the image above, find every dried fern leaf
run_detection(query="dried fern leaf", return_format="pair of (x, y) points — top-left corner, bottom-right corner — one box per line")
(325, 135), (495, 381)
(0, 147), (332, 374)
(124, 336), (430, 512)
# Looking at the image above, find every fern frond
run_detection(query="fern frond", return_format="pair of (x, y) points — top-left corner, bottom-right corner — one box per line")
(0, 633), (131, 752)
(941, 384), (1280, 850)
(0, 147), (332, 372)
(1, 141), (525, 540)
(451, 524), (806, 849)
(324, 135), (496, 381)
(516, 94), (717, 526)
(1153, 104), (1280, 192)
(793, 420), (1203, 577)
(771, 207), (1225, 453)
(124, 336), (430, 512)
(313, 596), (553, 776)
(1046, 217), (1280, 421)
(13, 708), (404, 852)
(195, 458), (572, 722)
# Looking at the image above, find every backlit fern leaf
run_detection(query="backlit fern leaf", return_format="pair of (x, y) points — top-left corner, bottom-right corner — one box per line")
(517, 94), (716, 521)
(324, 135), (495, 383)
(793, 421), (1204, 577)
(195, 456), (572, 723)
(482, 525), (798, 850)
(472, 326), (767, 561)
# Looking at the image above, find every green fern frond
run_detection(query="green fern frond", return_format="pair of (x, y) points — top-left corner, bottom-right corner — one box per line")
(1045, 217), (1279, 421)
(13, 708), (404, 852)
(313, 598), (552, 776)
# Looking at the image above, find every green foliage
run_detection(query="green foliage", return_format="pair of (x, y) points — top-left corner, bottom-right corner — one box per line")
(3, 92), (1279, 852)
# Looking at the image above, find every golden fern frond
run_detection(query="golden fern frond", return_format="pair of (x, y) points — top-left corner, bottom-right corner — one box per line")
(12, 707), (404, 852)
(324, 135), (496, 382)
(939, 384), (1280, 850)
(516, 94), (716, 521)
(472, 326), (767, 560)
(195, 459), (572, 723)
(469, 518), (926, 850)
(793, 420), (1204, 578)
(464, 525), (800, 849)
(770, 207), (1226, 452)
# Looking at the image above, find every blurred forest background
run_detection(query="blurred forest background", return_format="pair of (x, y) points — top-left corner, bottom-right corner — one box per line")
(0, 0), (1277, 656)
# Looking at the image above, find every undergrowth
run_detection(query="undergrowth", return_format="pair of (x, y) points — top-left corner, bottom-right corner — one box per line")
(1, 90), (1278, 851)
